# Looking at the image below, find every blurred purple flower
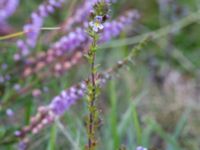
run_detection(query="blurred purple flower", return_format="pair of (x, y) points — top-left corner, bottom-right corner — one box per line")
(22, 73), (111, 136)
(48, 73), (110, 117)
(136, 146), (148, 150)
(14, 131), (21, 137)
(6, 108), (14, 117)
(50, 27), (88, 58)
(32, 89), (42, 97)
(15, 0), (65, 60)
(17, 141), (26, 150)
(13, 84), (21, 91)
(1, 63), (8, 70)
(100, 10), (140, 42)
(50, 10), (139, 58)
(0, 75), (4, 83)
(5, 75), (11, 81)
(49, 82), (87, 116)
(0, 0), (19, 21)
(0, 74), (11, 83)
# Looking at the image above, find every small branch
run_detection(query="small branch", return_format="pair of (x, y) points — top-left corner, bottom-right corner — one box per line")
(0, 27), (60, 41)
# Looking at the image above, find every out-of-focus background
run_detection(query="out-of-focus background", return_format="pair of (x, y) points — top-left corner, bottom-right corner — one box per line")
(0, 0), (200, 149)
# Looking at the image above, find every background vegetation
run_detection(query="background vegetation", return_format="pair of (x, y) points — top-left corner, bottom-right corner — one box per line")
(0, 0), (200, 149)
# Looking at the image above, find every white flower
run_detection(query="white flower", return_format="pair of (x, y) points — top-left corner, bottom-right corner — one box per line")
(89, 16), (104, 32)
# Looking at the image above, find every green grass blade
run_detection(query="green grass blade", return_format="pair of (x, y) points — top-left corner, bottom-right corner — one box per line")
(132, 104), (142, 145)
(150, 120), (181, 150)
(109, 80), (120, 149)
(142, 121), (154, 147)
(25, 100), (33, 125)
(173, 109), (190, 139)
(47, 123), (57, 150)
(118, 91), (147, 135)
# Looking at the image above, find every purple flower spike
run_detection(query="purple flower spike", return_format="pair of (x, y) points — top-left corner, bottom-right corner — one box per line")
(15, 0), (66, 61)
(25, 10), (140, 70)
(100, 10), (140, 42)
(49, 82), (87, 116)
(0, 0), (19, 21)
(15, 73), (111, 136)
(47, 73), (110, 118)
(50, 27), (88, 56)
(54, 10), (139, 54)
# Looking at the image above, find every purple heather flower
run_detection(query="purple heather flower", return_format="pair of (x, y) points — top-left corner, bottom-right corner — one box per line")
(14, 131), (21, 137)
(6, 108), (14, 117)
(0, 75), (4, 83)
(17, 141), (26, 150)
(0, 74), (11, 83)
(49, 27), (88, 58)
(14, 73), (111, 135)
(13, 84), (21, 91)
(15, 0), (66, 61)
(1, 63), (8, 70)
(5, 74), (11, 81)
(35, 73), (109, 121)
(26, 10), (139, 69)
(0, 0), (19, 21)
(48, 82), (87, 116)
(62, 0), (95, 31)
(16, 40), (30, 57)
(25, 10), (140, 125)
(32, 89), (42, 97)
(136, 146), (148, 150)
(100, 10), (140, 42)
(48, 73), (110, 117)
(56, 10), (139, 53)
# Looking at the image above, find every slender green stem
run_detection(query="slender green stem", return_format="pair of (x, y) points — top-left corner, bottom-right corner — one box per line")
(0, 27), (60, 41)
(87, 35), (98, 150)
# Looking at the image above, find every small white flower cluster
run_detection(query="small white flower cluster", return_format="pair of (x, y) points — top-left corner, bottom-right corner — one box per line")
(89, 16), (104, 32)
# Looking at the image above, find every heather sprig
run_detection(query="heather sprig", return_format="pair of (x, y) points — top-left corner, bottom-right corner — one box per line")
(15, 0), (65, 61)
(52, 51), (84, 76)
(22, 10), (139, 77)
(13, 37), (148, 145)
(14, 74), (110, 138)
(23, 50), (85, 77)
(23, 27), (89, 76)
(46, 0), (116, 43)
(61, 0), (96, 32)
